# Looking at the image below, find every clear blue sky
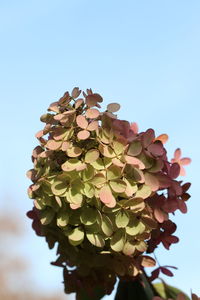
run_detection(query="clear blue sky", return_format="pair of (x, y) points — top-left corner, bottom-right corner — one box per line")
(0, 1), (200, 299)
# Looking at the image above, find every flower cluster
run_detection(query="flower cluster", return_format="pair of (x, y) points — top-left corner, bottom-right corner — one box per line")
(27, 88), (191, 297)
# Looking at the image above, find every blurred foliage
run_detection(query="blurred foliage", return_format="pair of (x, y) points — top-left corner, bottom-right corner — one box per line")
(0, 209), (65, 300)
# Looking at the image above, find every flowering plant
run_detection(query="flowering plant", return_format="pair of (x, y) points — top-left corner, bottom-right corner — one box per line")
(27, 88), (193, 299)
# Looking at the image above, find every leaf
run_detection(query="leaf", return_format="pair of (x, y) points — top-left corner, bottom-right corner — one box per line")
(76, 115), (88, 129)
(99, 185), (116, 208)
(107, 102), (120, 112)
(135, 184), (152, 199)
(101, 215), (113, 236)
(85, 108), (100, 119)
(91, 158), (105, 170)
(191, 293), (199, 300)
(85, 149), (99, 163)
(177, 293), (187, 300)
(81, 165), (95, 181)
(115, 210), (130, 228)
(127, 141), (142, 156)
(86, 233), (105, 247)
(110, 229), (125, 252)
(68, 227), (84, 246)
(80, 207), (98, 225)
(109, 179), (127, 193)
(57, 211), (69, 227)
(107, 165), (122, 180)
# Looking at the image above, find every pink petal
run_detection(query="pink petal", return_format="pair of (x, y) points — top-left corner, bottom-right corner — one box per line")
(99, 186), (116, 207)
(77, 130), (90, 140)
(130, 122), (139, 134)
(76, 115), (88, 129)
(180, 157), (191, 165)
(179, 165), (186, 176)
(174, 148), (182, 160)
(87, 120), (99, 131)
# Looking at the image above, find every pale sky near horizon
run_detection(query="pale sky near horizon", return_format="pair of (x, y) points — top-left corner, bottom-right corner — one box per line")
(0, 1), (200, 299)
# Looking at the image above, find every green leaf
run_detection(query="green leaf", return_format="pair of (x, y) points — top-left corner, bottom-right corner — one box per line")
(68, 227), (84, 246)
(80, 207), (98, 225)
(86, 233), (105, 247)
(115, 210), (130, 228)
(153, 282), (190, 300)
(110, 229), (125, 252)
(57, 211), (69, 227)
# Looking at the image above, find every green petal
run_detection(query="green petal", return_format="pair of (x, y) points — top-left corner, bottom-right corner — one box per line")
(68, 227), (84, 246)
(86, 233), (105, 247)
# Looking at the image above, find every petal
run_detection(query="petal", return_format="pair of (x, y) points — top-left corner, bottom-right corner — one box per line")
(174, 148), (182, 160)
(180, 157), (191, 165)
